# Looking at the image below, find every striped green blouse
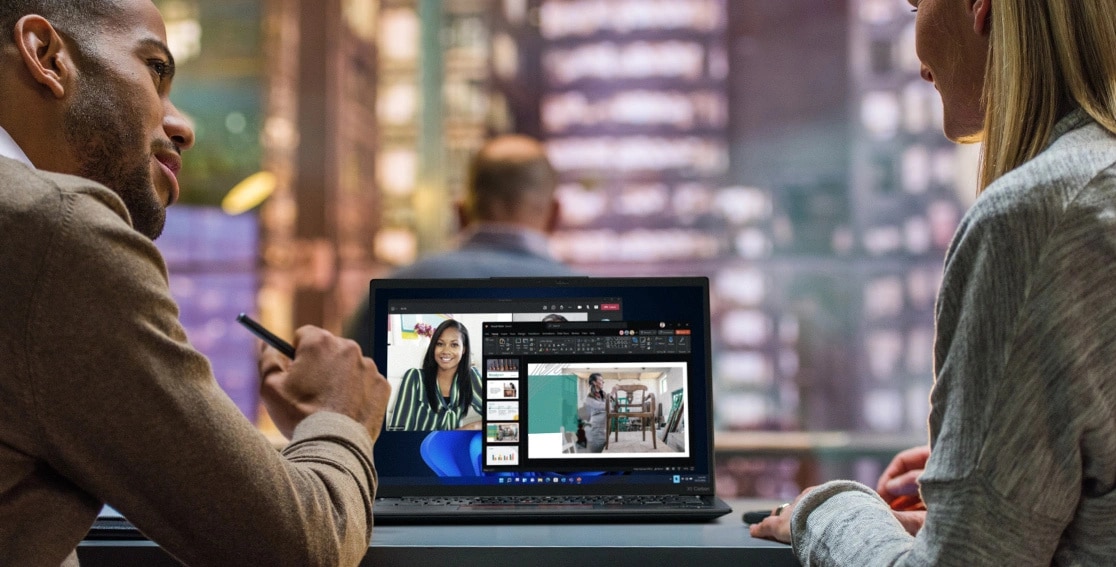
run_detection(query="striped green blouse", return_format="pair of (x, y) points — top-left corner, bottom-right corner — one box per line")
(388, 366), (483, 431)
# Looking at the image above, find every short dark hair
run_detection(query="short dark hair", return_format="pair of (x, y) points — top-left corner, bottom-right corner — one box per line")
(0, 0), (125, 52)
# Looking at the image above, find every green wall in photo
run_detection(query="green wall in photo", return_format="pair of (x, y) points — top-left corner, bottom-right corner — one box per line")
(527, 374), (578, 434)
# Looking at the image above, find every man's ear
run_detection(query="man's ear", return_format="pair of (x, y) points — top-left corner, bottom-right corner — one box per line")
(971, 0), (991, 36)
(13, 15), (72, 99)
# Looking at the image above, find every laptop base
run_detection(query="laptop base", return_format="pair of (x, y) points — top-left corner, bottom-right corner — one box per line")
(372, 495), (732, 524)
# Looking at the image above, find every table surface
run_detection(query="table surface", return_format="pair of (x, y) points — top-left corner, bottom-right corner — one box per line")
(78, 499), (798, 566)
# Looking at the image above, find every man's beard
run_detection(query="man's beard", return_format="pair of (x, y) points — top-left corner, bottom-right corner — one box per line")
(63, 58), (166, 240)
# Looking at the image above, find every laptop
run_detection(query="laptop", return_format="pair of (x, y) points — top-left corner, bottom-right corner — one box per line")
(87, 276), (730, 539)
(366, 276), (731, 523)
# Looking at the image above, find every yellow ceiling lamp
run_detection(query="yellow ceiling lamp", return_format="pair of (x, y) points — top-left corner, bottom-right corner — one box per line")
(222, 171), (277, 215)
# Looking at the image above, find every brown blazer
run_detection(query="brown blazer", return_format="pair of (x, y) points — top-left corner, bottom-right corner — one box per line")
(0, 156), (377, 566)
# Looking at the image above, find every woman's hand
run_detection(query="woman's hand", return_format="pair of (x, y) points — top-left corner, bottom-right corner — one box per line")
(877, 445), (930, 510)
(749, 486), (816, 543)
(893, 510), (926, 536)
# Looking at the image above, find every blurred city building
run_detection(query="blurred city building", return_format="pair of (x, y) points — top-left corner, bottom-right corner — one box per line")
(154, 0), (975, 499)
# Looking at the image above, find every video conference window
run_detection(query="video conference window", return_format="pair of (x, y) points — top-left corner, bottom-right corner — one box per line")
(383, 311), (588, 431)
(525, 362), (690, 460)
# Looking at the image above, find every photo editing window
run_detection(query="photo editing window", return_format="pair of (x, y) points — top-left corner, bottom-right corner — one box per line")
(481, 321), (694, 473)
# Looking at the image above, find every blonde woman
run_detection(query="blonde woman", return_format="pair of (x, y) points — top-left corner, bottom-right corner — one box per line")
(752, 1), (1116, 564)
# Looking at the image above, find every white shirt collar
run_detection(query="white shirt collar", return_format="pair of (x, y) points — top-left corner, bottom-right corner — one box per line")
(0, 125), (34, 168)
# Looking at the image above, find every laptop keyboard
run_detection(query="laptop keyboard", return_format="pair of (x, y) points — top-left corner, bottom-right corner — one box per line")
(379, 495), (712, 508)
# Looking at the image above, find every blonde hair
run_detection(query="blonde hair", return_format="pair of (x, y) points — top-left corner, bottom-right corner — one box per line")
(980, 0), (1116, 191)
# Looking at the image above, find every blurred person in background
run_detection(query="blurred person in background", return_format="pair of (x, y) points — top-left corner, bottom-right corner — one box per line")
(752, 1), (1116, 564)
(347, 134), (579, 352)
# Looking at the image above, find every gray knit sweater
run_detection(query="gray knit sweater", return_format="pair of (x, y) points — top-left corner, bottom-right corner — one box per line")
(791, 109), (1116, 566)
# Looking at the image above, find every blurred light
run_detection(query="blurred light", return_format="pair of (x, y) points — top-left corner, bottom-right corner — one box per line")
(493, 33), (519, 80)
(378, 83), (417, 124)
(375, 228), (418, 266)
(343, 0), (378, 42)
(863, 276), (904, 319)
(380, 8), (418, 62)
(714, 186), (771, 224)
(903, 216), (931, 254)
(540, 0), (724, 38)
(861, 91), (901, 139)
(263, 117), (298, 152)
(225, 112), (247, 134)
(672, 182), (712, 221)
(902, 145), (931, 194)
(721, 310), (771, 347)
(864, 390), (903, 432)
(734, 228), (770, 259)
(377, 150), (417, 196)
(554, 183), (607, 226)
(716, 393), (769, 430)
(160, 0), (201, 63)
(715, 351), (772, 386)
(865, 331), (903, 380)
(547, 136), (728, 174)
(545, 41), (706, 83)
(222, 171), (277, 215)
(615, 183), (668, 216)
(504, 0), (528, 24)
(715, 267), (765, 306)
(863, 225), (903, 256)
(858, 0), (900, 24)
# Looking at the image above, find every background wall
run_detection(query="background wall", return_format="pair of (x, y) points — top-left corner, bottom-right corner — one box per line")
(154, 0), (975, 501)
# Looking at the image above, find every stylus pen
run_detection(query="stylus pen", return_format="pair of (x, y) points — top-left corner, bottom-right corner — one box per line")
(236, 313), (296, 359)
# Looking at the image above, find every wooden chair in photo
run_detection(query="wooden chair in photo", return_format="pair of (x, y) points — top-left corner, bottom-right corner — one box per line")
(560, 425), (578, 454)
(605, 384), (657, 450)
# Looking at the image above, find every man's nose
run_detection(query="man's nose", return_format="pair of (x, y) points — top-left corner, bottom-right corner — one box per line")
(164, 101), (195, 151)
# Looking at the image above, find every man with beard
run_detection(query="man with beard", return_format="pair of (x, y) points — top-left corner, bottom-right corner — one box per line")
(0, 1), (391, 566)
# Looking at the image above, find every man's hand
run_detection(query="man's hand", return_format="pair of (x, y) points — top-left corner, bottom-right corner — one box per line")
(257, 326), (390, 441)
(876, 445), (930, 510)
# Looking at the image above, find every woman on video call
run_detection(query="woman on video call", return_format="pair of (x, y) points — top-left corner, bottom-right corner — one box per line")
(388, 319), (483, 431)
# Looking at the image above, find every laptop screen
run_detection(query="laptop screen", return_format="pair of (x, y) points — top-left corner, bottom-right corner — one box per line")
(366, 277), (714, 498)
